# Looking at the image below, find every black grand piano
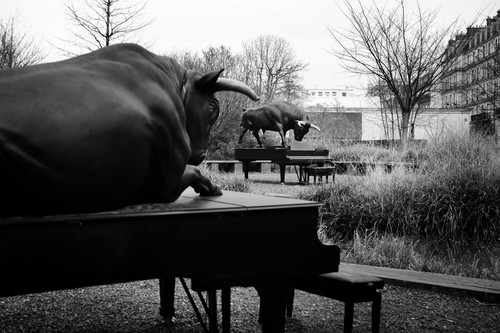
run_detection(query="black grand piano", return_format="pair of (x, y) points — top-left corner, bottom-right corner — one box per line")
(0, 189), (339, 332)
(235, 142), (332, 183)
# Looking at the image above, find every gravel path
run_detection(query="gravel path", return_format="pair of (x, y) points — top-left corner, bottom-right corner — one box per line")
(1, 278), (499, 332)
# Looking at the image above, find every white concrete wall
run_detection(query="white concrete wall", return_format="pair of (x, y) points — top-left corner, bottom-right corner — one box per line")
(414, 109), (470, 139)
(361, 111), (388, 140)
(360, 108), (470, 140)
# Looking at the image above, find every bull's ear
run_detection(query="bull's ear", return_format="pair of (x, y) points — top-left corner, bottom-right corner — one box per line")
(196, 69), (224, 88)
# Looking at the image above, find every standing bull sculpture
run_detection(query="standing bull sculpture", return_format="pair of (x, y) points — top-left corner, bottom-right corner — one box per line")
(0, 43), (259, 216)
(238, 101), (320, 147)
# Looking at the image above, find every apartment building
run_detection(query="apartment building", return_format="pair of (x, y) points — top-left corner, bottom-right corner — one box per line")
(305, 87), (378, 108)
(440, 10), (500, 135)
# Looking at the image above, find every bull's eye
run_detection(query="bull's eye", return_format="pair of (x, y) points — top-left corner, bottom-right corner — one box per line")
(208, 98), (220, 125)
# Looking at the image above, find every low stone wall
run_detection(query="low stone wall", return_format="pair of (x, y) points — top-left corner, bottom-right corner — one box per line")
(204, 160), (272, 173)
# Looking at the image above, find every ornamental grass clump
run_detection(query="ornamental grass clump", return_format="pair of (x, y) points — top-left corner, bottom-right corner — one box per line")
(416, 133), (500, 244)
(344, 230), (426, 270)
(328, 140), (426, 163)
(300, 167), (423, 240)
(299, 132), (500, 245)
(329, 142), (398, 162)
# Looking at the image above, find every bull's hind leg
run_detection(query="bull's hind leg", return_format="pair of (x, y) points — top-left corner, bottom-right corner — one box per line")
(279, 131), (286, 147)
(238, 128), (249, 144)
(252, 130), (263, 147)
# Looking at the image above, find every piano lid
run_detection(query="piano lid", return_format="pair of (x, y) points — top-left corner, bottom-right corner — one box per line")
(0, 189), (320, 225)
(182, 188), (320, 211)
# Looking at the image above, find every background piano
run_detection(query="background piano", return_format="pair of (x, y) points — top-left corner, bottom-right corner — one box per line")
(235, 142), (332, 183)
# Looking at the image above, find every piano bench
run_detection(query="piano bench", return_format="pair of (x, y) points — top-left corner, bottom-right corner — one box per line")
(289, 272), (385, 333)
(306, 166), (335, 184)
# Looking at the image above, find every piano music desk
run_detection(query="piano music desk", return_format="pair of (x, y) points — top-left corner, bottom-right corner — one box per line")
(0, 189), (339, 333)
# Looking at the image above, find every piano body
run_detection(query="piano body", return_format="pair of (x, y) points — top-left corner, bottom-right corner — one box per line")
(0, 189), (339, 332)
(235, 142), (332, 183)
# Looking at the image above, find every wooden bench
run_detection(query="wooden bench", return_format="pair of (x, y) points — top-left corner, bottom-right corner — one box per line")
(289, 271), (385, 333)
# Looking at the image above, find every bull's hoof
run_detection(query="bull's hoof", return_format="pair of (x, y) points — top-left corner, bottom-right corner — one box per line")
(200, 187), (223, 197)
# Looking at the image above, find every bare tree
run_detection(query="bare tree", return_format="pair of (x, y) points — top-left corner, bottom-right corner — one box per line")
(242, 35), (308, 103)
(61, 0), (153, 54)
(0, 15), (45, 69)
(200, 46), (254, 159)
(165, 49), (204, 71)
(329, 0), (465, 142)
(368, 80), (401, 140)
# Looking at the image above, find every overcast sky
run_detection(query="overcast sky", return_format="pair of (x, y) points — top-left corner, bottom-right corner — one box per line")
(2, 0), (497, 88)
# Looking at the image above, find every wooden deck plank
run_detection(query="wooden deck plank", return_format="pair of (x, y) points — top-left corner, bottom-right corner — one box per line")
(340, 263), (500, 303)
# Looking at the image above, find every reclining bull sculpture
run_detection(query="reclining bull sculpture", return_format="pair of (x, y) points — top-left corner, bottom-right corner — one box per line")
(0, 43), (259, 216)
(238, 101), (320, 147)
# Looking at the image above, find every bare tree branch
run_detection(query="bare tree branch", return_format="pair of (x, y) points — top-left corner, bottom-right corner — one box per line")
(242, 35), (308, 103)
(328, 0), (468, 141)
(56, 0), (154, 56)
(0, 15), (45, 69)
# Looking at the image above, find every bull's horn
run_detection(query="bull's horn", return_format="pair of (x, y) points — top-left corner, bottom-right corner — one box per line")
(310, 123), (321, 132)
(214, 78), (260, 101)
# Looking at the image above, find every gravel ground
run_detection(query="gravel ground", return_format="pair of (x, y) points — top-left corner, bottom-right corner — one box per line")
(1, 278), (499, 332)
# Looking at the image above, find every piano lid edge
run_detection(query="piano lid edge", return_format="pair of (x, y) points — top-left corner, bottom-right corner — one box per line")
(189, 190), (322, 210)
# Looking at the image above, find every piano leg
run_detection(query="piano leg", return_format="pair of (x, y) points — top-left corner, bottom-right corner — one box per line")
(242, 161), (251, 179)
(159, 276), (176, 325)
(278, 163), (286, 183)
(221, 287), (231, 333)
(256, 284), (288, 333)
(207, 289), (218, 333)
